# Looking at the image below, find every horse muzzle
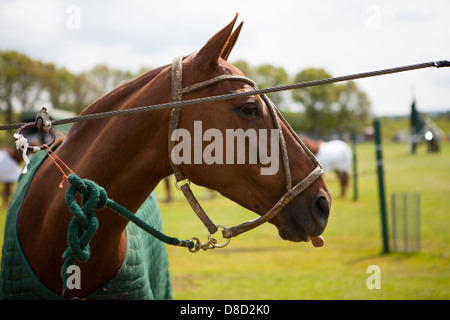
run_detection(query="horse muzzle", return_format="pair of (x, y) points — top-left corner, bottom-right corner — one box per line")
(276, 191), (331, 246)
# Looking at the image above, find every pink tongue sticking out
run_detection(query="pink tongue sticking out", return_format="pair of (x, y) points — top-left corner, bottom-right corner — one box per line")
(311, 236), (325, 248)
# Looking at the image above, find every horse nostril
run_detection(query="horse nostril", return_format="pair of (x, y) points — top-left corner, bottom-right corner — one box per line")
(313, 196), (330, 223)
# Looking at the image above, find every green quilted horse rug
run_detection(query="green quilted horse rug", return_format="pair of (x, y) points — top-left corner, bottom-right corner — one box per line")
(0, 15), (331, 299)
(0, 150), (172, 299)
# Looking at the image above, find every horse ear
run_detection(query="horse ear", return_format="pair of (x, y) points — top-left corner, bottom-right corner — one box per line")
(194, 14), (239, 71)
(221, 21), (243, 61)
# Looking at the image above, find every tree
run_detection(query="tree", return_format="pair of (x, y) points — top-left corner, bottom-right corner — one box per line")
(0, 51), (18, 124)
(71, 72), (97, 114)
(292, 68), (338, 137)
(88, 65), (133, 97)
(292, 68), (371, 137)
(253, 64), (289, 107)
(232, 60), (253, 78)
(67, 65), (134, 114)
(45, 66), (74, 110)
(13, 58), (46, 112)
(232, 61), (290, 109)
(0, 51), (51, 123)
(335, 81), (371, 134)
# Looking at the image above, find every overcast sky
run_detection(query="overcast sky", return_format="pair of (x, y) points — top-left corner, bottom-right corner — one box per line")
(1, 0), (449, 116)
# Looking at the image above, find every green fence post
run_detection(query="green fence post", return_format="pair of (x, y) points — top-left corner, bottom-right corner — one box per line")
(374, 119), (390, 254)
(351, 130), (358, 201)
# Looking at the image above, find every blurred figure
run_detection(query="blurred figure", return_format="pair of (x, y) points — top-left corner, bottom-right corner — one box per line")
(0, 148), (22, 206)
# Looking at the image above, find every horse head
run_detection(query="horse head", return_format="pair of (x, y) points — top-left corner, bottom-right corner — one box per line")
(169, 15), (331, 246)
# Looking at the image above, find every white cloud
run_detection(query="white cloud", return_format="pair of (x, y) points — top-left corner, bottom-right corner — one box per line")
(0, 0), (449, 116)
(0, 0), (64, 47)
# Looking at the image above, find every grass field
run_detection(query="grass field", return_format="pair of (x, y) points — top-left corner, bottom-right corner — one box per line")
(156, 140), (450, 300)
(1, 138), (449, 299)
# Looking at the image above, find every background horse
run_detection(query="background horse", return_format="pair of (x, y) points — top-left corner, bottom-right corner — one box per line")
(1, 15), (330, 299)
(299, 135), (352, 197)
(1, 136), (43, 207)
(0, 148), (22, 206)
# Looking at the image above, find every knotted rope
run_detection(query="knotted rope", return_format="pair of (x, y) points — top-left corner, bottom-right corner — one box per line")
(61, 173), (194, 296)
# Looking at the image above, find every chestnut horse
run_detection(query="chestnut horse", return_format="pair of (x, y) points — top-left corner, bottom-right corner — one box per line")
(299, 135), (351, 197)
(0, 16), (330, 299)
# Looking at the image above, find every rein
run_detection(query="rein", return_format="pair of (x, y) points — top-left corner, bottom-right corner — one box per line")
(1, 60), (448, 132)
(41, 144), (228, 255)
(61, 173), (193, 295)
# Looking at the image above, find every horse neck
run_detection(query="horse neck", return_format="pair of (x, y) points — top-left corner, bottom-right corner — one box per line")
(16, 66), (175, 297)
(57, 66), (173, 212)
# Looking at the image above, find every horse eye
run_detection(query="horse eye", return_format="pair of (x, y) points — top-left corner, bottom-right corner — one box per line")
(240, 103), (257, 116)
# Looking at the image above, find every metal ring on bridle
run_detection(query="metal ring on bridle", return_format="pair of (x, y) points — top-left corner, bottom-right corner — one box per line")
(208, 225), (231, 248)
(174, 177), (191, 190)
(188, 236), (218, 253)
(188, 225), (231, 253)
(188, 237), (201, 253)
(17, 122), (56, 151)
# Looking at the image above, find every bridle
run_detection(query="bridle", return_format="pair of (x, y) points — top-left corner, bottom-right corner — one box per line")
(168, 56), (324, 240)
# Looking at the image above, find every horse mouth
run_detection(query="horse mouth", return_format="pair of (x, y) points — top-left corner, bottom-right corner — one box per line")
(276, 195), (330, 247)
(278, 220), (325, 247)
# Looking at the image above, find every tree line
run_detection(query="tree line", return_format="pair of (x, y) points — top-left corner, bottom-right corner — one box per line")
(1, 51), (371, 138)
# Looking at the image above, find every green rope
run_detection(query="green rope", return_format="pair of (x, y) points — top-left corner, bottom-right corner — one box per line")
(61, 173), (194, 296)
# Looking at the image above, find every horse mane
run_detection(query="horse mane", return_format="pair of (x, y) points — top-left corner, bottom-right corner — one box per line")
(80, 63), (170, 115)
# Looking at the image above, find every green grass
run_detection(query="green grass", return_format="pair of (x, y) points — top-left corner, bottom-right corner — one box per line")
(1, 140), (449, 299)
(156, 140), (450, 300)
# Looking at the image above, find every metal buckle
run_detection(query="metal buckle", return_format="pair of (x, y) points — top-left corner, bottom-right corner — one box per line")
(188, 225), (231, 253)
